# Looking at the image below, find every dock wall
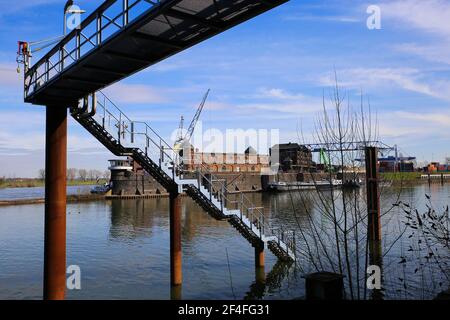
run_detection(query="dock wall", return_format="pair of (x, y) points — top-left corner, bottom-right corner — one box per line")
(111, 170), (338, 196)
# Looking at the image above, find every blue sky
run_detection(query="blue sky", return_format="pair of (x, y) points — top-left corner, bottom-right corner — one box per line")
(0, 0), (449, 177)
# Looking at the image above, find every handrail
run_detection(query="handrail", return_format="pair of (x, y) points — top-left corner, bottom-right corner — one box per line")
(75, 91), (296, 256)
(95, 91), (271, 236)
(24, 0), (171, 98)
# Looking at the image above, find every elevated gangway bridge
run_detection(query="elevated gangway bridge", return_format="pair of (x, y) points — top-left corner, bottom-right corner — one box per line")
(24, 0), (288, 106)
(22, 0), (292, 299)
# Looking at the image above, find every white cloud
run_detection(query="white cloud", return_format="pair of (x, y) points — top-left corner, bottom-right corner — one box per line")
(394, 42), (450, 65)
(381, 0), (450, 38)
(102, 83), (167, 105)
(257, 88), (309, 101)
(394, 111), (450, 126)
(378, 109), (450, 141)
(382, 1), (450, 65)
(206, 88), (325, 117)
(319, 68), (450, 101)
(283, 14), (360, 23)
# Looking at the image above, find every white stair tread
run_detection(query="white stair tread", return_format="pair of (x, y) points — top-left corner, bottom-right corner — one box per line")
(84, 115), (296, 260)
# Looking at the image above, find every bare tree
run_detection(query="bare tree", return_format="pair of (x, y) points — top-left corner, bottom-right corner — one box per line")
(38, 169), (45, 181)
(78, 169), (87, 181)
(287, 75), (405, 299)
(67, 168), (78, 181)
(87, 170), (95, 181)
(93, 170), (102, 181)
(103, 170), (111, 181)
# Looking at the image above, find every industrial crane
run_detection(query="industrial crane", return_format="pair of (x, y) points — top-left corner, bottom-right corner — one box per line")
(174, 89), (210, 152)
(16, 1), (85, 74)
(16, 36), (64, 74)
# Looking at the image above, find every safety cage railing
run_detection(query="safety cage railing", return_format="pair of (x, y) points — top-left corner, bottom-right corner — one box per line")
(24, 0), (168, 98)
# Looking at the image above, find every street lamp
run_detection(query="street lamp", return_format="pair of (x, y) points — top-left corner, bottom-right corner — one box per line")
(64, 0), (86, 36)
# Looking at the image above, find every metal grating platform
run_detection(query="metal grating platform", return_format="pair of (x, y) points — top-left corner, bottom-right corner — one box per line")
(24, 0), (289, 106)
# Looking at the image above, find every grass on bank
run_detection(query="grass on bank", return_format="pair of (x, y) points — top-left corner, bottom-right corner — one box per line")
(380, 172), (422, 181)
(0, 179), (108, 189)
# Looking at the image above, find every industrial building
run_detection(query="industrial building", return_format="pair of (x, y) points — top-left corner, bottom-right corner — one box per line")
(182, 146), (270, 174)
(378, 156), (416, 173)
(269, 143), (315, 173)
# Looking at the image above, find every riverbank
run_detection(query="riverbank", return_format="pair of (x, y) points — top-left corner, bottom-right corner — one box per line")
(0, 194), (105, 206)
(0, 190), (262, 206)
(0, 179), (108, 189)
(381, 172), (450, 186)
(380, 172), (421, 181)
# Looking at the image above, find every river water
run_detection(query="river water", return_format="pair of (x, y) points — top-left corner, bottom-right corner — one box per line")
(0, 184), (448, 299)
(0, 185), (94, 201)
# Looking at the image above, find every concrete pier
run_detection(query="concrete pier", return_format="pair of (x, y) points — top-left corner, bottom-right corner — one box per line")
(43, 106), (67, 300)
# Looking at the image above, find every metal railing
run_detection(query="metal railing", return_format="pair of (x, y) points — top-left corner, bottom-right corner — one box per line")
(73, 91), (296, 257)
(24, 0), (169, 98)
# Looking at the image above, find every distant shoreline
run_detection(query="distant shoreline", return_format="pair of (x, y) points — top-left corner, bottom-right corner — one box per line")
(0, 194), (105, 206)
(0, 179), (108, 189)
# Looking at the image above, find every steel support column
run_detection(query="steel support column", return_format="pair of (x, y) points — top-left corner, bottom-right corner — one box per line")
(43, 106), (67, 300)
(365, 147), (381, 242)
(365, 146), (383, 299)
(255, 243), (265, 268)
(170, 192), (182, 286)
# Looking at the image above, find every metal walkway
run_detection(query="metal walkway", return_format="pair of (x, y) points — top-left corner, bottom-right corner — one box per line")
(72, 92), (296, 261)
(24, 0), (288, 106)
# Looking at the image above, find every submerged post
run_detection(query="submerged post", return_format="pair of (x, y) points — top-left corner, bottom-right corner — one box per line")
(43, 106), (67, 300)
(170, 192), (182, 286)
(365, 147), (381, 242)
(255, 242), (265, 268)
(365, 146), (384, 299)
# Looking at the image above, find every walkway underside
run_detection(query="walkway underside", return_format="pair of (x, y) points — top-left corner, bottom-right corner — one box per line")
(25, 0), (288, 106)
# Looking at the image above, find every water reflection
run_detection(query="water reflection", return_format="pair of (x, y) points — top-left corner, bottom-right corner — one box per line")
(244, 261), (295, 300)
(0, 184), (448, 299)
(110, 199), (166, 239)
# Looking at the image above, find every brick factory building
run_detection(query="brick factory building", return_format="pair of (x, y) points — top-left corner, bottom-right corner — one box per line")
(269, 143), (315, 173)
(182, 146), (270, 173)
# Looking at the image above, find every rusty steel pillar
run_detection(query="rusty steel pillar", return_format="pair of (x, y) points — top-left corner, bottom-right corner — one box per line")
(170, 192), (182, 286)
(170, 284), (182, 300)
(365, 147), (384, 300)
(43, 106), (67, 300)
(365, 147), (381, 242)
(255, 243), (265, 268)
(255, 264), (266, 284)
(369, 237), (384, 300)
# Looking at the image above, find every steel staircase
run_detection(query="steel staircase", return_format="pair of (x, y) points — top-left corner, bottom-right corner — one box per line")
(71, 92), (296, 262)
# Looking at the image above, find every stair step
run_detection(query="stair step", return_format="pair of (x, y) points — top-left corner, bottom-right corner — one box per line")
(75, 114), (295, 262)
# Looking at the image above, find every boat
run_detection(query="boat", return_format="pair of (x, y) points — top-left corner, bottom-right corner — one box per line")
(90, 183), (111, 194)
(268, 179), (342, 192)
(342, 179), (362, 189)
(314, 179), (343, 190)
(268, 181), (315, 192)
